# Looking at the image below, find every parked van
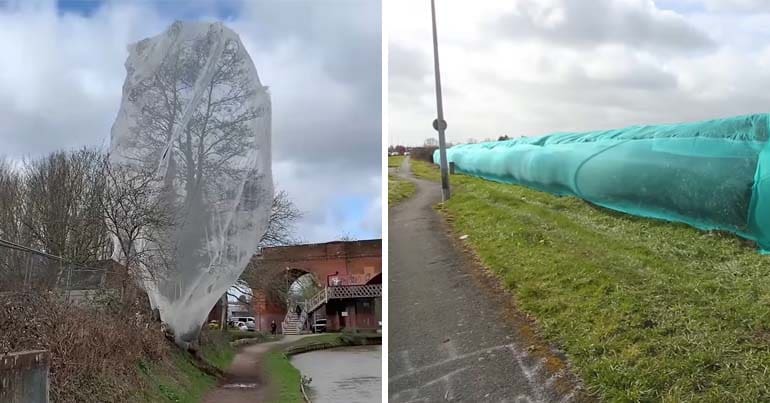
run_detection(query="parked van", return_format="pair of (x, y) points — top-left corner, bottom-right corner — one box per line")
(230, 316), (256, 331)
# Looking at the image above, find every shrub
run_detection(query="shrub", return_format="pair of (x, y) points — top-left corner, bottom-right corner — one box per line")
(0, 291), (168, 402)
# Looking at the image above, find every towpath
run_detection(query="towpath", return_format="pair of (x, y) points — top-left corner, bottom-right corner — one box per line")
(201, 334), (310, 403)
(388, 157), (586, 402)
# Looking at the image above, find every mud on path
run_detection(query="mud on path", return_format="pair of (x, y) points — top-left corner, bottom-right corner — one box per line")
(201, 334), (311, 403)
(388, 157), (588, 402)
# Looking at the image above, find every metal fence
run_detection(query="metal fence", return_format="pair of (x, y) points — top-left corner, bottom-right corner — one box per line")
(0, 238), (118, 302)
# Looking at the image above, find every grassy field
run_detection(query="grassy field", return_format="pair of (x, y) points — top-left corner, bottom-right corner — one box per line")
(388, 155), (405, 168)
(409, 159), (770, 401)
(389, 174), (416, 206)
(389, 156), (416, 206)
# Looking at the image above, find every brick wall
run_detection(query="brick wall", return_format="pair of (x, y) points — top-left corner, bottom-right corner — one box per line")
(250, 239), (382, 331)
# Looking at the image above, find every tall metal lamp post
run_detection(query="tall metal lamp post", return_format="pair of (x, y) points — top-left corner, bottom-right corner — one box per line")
(430, 0), (450, 200)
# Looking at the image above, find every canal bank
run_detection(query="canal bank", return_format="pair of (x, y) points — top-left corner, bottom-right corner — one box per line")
(291, 345), (381, 403)
(201, 332), (381, 402)
(263, 333), (382, 402)
(201, 334), (310, 403)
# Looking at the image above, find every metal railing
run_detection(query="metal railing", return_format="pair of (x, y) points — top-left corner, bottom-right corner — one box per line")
(327, 273), (377, 286)
(303, 287), (328, 314)
(329, 284), (381, 299)
(0, 237), (116, 301)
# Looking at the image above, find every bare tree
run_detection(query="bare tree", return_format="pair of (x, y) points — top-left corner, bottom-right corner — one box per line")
(22, 149), (110, 264)
(4, 149), (112, 289)
(0, 159), (27, 286)
(259, 190), (303, 248)
(100, 159), (174, 303)
(124, 27), (266, 214)
(118, 25), (271, 323)
(236, 189), (303, 305)
(0, 159), (24, 243)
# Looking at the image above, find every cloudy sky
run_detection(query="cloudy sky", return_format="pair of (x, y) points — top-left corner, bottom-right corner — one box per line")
(0, 0), (381, 243)
(389, 0), (770, 146)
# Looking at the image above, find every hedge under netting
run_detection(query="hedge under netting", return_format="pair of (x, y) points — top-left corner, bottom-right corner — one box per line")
(435, 114), (770, 252)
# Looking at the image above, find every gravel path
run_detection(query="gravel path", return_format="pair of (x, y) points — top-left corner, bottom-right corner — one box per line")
(201, 334), (310, 403)
(388, 157), (586, 402)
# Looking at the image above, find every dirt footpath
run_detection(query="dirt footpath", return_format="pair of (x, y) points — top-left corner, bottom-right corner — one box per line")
(388, 157), (587, 402)
(201, 334), (309, 403)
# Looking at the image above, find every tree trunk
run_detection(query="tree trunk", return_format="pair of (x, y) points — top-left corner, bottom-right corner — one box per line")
(219, 292), (227, 331)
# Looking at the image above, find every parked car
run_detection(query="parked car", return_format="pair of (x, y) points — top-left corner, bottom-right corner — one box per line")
(312, 318), (327, 333)
(231, 316), (256, 331)
(233, 322), (248, 331)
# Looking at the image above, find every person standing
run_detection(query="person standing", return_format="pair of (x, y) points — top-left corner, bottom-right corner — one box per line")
(270, 320), (277, 335)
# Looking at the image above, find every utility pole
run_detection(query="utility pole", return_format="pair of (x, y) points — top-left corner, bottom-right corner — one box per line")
(431, 0), (451, 201)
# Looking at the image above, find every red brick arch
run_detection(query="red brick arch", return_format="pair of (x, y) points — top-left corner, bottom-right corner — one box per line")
(250, 239), (382, 332)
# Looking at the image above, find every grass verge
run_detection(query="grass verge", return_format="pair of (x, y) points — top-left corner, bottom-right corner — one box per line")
(389, 174), (416, 206)
(388, 155), (405, 168)
(139, 349), (218, 403)
(410, 159), (770, 401)
(265, 333), (381, 402)
(139, 329), (260, 402)
(264, 350), (304, 403)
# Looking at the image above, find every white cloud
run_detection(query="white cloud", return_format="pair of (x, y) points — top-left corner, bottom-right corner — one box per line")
(0, 1), (381, 243)
(494, 0), (715, 52)
(702, 0), (770, 12)
(389, 0), (770, 146)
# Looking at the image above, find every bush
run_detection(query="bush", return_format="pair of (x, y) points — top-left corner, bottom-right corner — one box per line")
(0, 291), (168, 402)
(409, 146), (438, 163)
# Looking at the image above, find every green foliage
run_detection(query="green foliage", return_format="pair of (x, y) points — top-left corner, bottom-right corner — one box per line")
(411, 159), (770, 401)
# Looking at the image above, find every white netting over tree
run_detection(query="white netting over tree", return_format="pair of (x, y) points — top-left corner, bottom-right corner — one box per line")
(109, 21), (272, 345)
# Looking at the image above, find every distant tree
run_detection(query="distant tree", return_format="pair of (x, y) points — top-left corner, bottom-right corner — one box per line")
(498, 135), (510, 141)
(22, 149), (110, 265)
(236, 189), (303, 305)
(0, 159), (27, 287)
(0, 159), (24, 245)
(258, 190), (303, 248)
(395, 145), (407, 155)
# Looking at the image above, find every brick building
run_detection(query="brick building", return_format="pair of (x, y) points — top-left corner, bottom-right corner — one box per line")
(250, 239), (382, 333)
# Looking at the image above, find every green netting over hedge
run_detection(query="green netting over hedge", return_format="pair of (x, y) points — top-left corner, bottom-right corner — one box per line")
(434, 114), (770, 252)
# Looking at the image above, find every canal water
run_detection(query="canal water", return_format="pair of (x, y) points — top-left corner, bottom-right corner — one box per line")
(290, 345), (381, 403)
